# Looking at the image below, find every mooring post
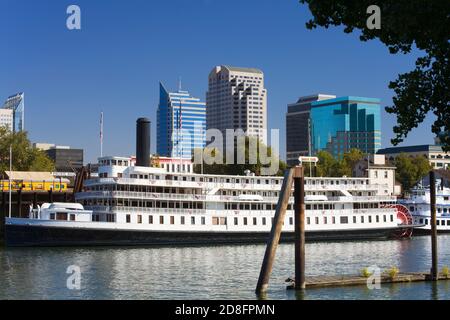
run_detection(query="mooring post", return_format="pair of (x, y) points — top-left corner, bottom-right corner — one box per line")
(33, 192), (37, 209)
(294, 166), (306, 289)
(48, 189), (53, 203)
(429, 170), (438, 280)
(255, 168), (295, 294)
(1, 192), (5, 215)
(17, 189), (22, 218)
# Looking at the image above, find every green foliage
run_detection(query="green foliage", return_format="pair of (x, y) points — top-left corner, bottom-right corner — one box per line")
(394, 153), (432, 192)
(315, 149), (364, 177)
(0, 126), (55, 172)
(360, 267), (372, 278)
(386, 266), (399, 279)
(441, 266), (449, 279)
(315, 150), (336, 177)
(299, 0), (450, 151)
(193, 137), (287, 176)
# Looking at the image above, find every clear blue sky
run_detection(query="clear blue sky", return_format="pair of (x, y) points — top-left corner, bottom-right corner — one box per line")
(1, 0), (436, 163)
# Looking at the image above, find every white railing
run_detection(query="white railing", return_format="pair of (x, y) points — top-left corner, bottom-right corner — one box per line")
(77, 190), (396, 205)
(83, 177), (382, 193)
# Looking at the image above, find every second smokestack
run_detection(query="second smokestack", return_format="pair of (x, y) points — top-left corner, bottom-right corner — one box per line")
(136, 118), (150, 167)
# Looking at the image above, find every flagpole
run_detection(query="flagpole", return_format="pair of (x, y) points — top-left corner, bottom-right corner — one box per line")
(100, 111), (104, 158)
(9, 144), (12, 218)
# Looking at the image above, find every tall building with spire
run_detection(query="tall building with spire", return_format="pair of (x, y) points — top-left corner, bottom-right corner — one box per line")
(1, 92), (25, 132)
(157, 83), (206, 158)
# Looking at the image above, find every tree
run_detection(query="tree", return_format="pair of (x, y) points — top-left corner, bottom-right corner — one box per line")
(299, 0), (450, 150)
(394, 153), (432, 191)
(343, 148), (364, 172)
(193, 137), (287, 176)
(316, 150), (337, 177)
(315, 149), (365, 177)
(0, 126), (55, 172)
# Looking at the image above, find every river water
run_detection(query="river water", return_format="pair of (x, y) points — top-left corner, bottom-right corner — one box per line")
(1, 235), (450, 300)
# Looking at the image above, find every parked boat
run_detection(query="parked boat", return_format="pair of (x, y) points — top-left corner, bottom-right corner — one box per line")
(400, 185), (450, 234)
(4, 155), (416, 247)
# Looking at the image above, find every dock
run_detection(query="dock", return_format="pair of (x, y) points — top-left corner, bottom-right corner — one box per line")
(256, 169), (446, 295)
(287, 272), (450, 290)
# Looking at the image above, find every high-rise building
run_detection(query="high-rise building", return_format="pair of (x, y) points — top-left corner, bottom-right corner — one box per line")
(286, 94), (336, 166)
(157, 83), (206, 159)
(34, 144), (84, 172)
(0, 108), (13, 130)
(206, 66), (267, 147)
(1, 92), (25, 132)
(310, 96), (381, 157)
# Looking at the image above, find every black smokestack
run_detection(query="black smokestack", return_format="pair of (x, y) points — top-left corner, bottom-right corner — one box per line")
(136, 118), (150, 167)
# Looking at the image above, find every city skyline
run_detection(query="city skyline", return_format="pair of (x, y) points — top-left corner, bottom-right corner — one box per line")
(1, 0), (436, 163)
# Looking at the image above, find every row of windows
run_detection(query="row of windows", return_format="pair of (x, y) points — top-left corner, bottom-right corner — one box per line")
(419, 218), (450, 226)
(410, 206), (450, 213)
(123, 214), (394, 226)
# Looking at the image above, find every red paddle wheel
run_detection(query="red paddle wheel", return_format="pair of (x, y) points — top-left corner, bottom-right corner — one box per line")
(382, 204), (413, 238)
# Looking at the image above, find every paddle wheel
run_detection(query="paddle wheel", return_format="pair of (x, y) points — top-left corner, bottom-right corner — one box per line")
(383, 204), (414, 238)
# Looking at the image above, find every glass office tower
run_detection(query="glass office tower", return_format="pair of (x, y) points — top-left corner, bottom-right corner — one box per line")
(157, 83), (206, 158)
(310, 96), (381, 157)
(2, 92), (25, 132)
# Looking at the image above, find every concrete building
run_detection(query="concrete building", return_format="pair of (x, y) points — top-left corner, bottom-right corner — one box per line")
(377, 145), (450, 170)
(157, 83), (206, 159)
(311, 96), (381, 158)
(33, 143), (56, 151)
(286, 94), (336, 166)
(353, 154), (401, 196)
(34, 144), (84, 172)
(206, 65), (267, 147)
(1, 92), (25, 132)
(0, 108), (13, 130)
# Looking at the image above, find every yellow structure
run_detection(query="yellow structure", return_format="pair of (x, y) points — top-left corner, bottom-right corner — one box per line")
(0, 171), (69, 192)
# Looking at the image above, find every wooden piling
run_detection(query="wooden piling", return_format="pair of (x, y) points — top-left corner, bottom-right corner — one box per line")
(294, 167), (306, 289)
(33, 192), (37, 208)
(429, 170), (438, 281)
(17, 189), (22, 218)
(256, 168), (295, 294)
(1, 192), (5, 214)
(48, 189), (53, 203)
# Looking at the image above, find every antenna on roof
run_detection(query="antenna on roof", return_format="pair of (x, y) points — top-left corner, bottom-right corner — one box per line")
(178, 76), (182, 92)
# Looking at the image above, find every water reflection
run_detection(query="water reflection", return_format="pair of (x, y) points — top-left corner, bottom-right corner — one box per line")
(1, 236), (450, 299)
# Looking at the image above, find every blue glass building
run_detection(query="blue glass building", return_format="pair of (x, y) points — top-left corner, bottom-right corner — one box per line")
(310, 96), (381, 157)
(2, 92), (24, 132)
(157, 83), (206, 158)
